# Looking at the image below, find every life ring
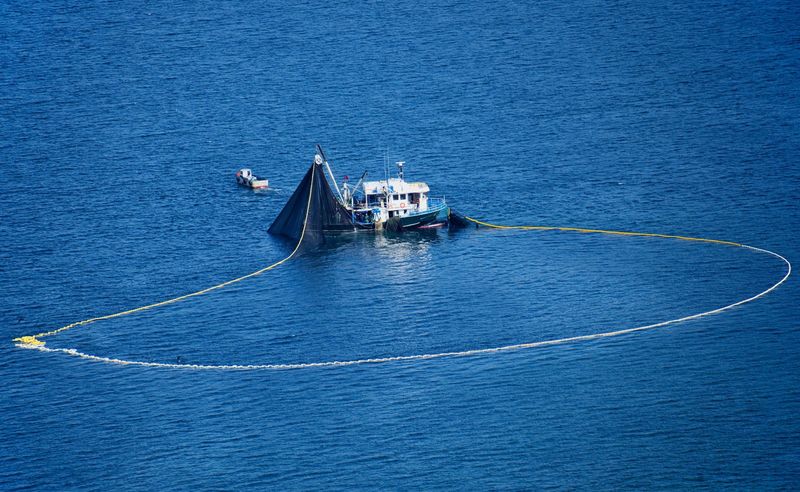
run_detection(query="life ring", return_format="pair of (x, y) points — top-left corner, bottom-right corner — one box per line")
(400, 203), (406, 209)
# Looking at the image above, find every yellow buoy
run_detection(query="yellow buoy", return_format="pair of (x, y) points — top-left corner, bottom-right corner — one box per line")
(13, 336), (44, 347)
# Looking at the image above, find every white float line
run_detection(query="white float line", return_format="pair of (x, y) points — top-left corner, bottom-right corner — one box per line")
(15, 243), (791, 371)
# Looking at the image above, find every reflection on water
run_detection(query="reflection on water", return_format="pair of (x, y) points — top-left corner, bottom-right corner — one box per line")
(305, 228), (443, 278)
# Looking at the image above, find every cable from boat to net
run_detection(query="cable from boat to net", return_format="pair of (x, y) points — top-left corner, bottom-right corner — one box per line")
(12, 209), (791, 370)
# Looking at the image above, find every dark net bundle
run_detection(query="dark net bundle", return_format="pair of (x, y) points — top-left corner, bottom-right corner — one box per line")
(268, 156), (354, 250)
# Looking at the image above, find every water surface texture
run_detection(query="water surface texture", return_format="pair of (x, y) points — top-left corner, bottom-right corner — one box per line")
(1, 1), (799, 489)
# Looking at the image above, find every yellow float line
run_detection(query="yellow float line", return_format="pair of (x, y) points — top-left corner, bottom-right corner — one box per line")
(13, 161), (318, 349)
(464, 217), (742, 247)
(12, 203), (791, 370)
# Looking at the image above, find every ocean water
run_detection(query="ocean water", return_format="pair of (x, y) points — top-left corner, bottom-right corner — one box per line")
(1, 0), (799, 489)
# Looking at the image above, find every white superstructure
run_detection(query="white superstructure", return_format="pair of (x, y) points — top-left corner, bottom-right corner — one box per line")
(324, 153), (447, 230)
(359, 178), (431, 222)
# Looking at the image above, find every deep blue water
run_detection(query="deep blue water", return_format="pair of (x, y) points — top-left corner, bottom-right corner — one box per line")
(2, 0), (799, 489)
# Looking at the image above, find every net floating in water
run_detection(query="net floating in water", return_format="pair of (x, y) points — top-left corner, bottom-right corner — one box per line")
(268, 151), (355, 249)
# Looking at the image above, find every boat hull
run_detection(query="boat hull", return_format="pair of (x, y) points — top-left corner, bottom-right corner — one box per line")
(352, 204), (449, 232)
(398, 207), (443, 229)
(236, 169), (269, 189)
(237, 176), (269, 189)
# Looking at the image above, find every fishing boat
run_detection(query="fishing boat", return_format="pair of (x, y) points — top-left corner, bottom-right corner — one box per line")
(340, 159), (448, 231)
(235, 168), (269, 189)
(269, 146), (456, 246)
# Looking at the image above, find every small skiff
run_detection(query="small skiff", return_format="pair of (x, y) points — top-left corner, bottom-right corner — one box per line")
(236, 168), (269, 189)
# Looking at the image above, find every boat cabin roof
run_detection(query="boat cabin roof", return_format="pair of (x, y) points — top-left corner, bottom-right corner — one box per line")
(362, 178), (429, 196)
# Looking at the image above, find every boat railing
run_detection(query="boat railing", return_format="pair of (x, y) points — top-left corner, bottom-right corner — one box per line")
(404, 196), (446, 217)
(427, 197), (447, 210)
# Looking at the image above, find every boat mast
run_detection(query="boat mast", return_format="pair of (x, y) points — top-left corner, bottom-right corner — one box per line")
(316, 144), (344, 203)
(326, 160), (344, 202)
(352, 170), (368, 208)
(384, 150), (390, 183)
